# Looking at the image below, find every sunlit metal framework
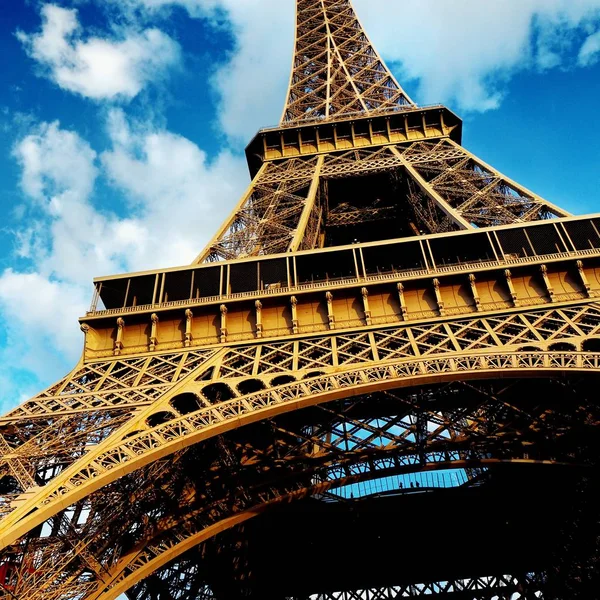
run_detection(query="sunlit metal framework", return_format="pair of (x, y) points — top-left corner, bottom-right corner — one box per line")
(1, 0), (599, 598)
(281, 0), (415, 122)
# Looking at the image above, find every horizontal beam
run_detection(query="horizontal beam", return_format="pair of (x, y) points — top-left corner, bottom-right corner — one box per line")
(246, 108), (461, 176)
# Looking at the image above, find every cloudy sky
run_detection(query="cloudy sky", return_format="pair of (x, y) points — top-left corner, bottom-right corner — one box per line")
(1, 0), (600, 413)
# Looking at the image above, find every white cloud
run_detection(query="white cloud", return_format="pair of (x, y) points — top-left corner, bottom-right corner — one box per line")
(1, 113), (247, 401)
(16, 120), (97, 202)
(107, 0), (293, 141)
(12, 121), (126, 283)
(0, 271), (89, 390)
(17, 4), (180, 101)
(121, 0), (600, 137)
(355, 0), (600, 111)
(209, 0), (294, 143)
(114, 0), (223, 19)
(1, 122), (124, 396)
(579, 30), (600, 65)
(101, 108), (246, 270)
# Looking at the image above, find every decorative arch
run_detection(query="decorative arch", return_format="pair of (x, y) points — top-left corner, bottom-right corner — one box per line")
(6, 369), (600, 600)
(1, 350), (599, 552)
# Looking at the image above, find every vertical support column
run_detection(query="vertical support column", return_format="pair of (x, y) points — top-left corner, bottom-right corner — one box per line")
(152, 274), (160, 306)
(361, 287), (372, 326)
(189, 271), (196, 300)
(220, 305), (228, 343)
(149, 313), (159, 352)
(326, 292), (335, 330)
(114, 318), (125, 356)
(576, 260), (592, 297)
(255, 300), (263, 339)
(90, 284), (101, 313)
(432, 279), (445, 316)
(184, 309), (193, 347)
(289, 155), (325, 252)
(504, 270), (518, 307)
(158, 274), (166, 304)
(352, 249), (360, 280)
(468, 274), (481, 312)
(397, 283), (408, 320)
(540, 265), (555, 302)
(123, 279), (131, 309)
(291, 296), (299, 334)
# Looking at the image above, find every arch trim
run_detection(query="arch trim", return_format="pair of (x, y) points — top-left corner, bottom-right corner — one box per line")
(1, 351), (598, 550)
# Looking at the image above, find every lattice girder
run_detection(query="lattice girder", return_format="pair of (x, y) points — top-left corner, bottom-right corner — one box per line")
(282, 0), (414, 124)
(1, 310), (599, 596)
(4, 377), (598, 599)
(198, 136), (571, 261)
(0, 305), (600, 564)
(290, 576), (542, 599)
(2, 303), (600, 524)
(396, 139), (569, 227)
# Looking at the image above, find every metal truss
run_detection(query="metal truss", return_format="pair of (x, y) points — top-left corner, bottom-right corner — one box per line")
(281, 0), (414, 124)
(401, 140), (569, 227)
(1, 303), (600, 597)
(4, 302), (599, 467)
(0, 348), (218, 520)
(291, 575), (544, 599)
(2, 375), (597, 599)
(198, 140), (570, 262)
(0, 0), (593, 598)
(197, 157), (323, 261)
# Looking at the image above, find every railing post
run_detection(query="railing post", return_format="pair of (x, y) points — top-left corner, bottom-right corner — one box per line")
(540, 265), (555, 301)
(504, 270), (518, 306)
(432, 279), (445, 316)
(326, 292), (335, 330)
(80, 323), (90, 349)
(255, 300), (263, 338)
(397, 282), (408, 320)
(468, 274), (481, 312)
(577, 260), (593, 297)
(291, 296), (299, 334)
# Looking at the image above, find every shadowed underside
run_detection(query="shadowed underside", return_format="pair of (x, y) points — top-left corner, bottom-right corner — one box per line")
(0, 0), (599, 599)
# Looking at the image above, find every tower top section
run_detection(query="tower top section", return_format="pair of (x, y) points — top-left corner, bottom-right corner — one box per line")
(281, 0), (416, 125)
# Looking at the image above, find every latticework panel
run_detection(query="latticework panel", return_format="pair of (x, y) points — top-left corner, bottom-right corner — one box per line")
(0, 348), (217, 519)
(198, 137), (572, 262)
(2, 302), (600, 528)
(292, 575), (543, 599)
(198, 157), (322, 262)
(401, 139), (569, 227)
(282, 0), (414, 124)
(3, 377), (598, 599)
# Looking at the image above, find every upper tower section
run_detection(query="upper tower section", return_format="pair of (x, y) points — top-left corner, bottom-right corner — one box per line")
(195, 0), (564, 264)
(281, 0), (415, 124)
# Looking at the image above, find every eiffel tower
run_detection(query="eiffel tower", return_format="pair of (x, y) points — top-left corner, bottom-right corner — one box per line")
(2, 0), (600, 598)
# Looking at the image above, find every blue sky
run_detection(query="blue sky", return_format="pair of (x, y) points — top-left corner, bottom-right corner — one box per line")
(1, 0), (600, 413)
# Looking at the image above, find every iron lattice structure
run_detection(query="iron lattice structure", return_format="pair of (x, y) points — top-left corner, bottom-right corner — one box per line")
(1, 0), (600, 598)
(281, 0), (415, 123)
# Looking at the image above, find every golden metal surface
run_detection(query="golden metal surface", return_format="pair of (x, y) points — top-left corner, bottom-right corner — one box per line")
(0, 1), (597, 598)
